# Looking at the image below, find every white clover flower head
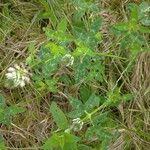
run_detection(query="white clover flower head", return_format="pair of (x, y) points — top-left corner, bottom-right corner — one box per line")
(144, 6), (150, 13)
(71, 118), (84, 131)
(5, 63), (31, 87)
(72, 118), (81, 123)
(64, 128), (71, 133)
(62, 54), (74, 66)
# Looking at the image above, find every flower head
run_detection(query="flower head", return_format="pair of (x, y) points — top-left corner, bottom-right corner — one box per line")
(5, 63), (32, 87)
(62, 54), (74, 66)
(71, 118), (84, 131)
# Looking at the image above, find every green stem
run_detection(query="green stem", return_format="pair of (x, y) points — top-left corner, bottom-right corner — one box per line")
(82, 103), (107, 122)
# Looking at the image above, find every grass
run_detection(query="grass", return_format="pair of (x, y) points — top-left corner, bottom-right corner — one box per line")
(0, 0), (150, 150)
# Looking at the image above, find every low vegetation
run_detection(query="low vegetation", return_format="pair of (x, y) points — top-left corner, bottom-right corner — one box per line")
(0, 0), (150, 149)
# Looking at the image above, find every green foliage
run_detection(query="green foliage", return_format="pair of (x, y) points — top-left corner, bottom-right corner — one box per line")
(85, 126), (112, 141)
(43, 132), (79, 150)
(0, 95), (5, 108)
(72, 0), (99, 26)
(85, 112), (115, 143)
(50, 102), (69, 130)
(79, 85), (92, 103)
(32, 13), (104, 93)
(68, 93), (101, 118)
(73, 17), (102, 48)
(105, 88), (133, 107)
(0, 143), (6, 150)
(78, 144), (95, 150)
(37, 0), (58, 26)
(139, 2), (150, 26)
(84, 93), (100, 112)
(0, 4), (12, 42)
(112, 2), (150, 56)
(0, 133), (6, 150)
(0, 95), (26, 126)
(1, 0), (149, 149)
(44, 18), (73, 43)
(74, 56), (104, 83)
(68, 97), (84, 118)
(31, 46), (60, 92)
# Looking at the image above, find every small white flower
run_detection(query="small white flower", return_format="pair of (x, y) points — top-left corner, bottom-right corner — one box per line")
(20, 80), (25, 87)
(72, 118), (81, 123)
(11, 71), (17, 79)
(144, 7), (150, 13)
(62, 54), (74, 66)
(64, 118), (84, 132)
(71, 118), (84, 131)
(24, 76), (30, 83)
(14, 79), (21, 87)
(7, 67), (15, 72)
(6, 73), (14, 79)
(14, 64), (20, 70)
(5, 63), (31, 87)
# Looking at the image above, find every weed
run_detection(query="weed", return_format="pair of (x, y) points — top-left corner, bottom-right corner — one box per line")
(0, 0), (150, 150)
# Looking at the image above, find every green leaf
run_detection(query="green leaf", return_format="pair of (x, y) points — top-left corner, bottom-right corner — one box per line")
(74, 56), (90, 83)
(0, 95), (5, 108)
(100, 139), (110, 150)
(69, 97), (83, 109)
(0, 109), (11, 125)
(45, 42), (66, 55)
(73, 45), (93, 57)
(84, 93), (100, 112)
(50, 102), (69, 130)
(139, 2), (150, 26)
(91, 17), (102, 33)
(38, 1), (57, 26)
(80, 85), (92, 103)
(26, 42), (36, 66)
(45, 79), (58, 93)
(113, 23), (129, 31)
(44, 27), (73, 42)
(7, 106), (26, 116)
(78, 144), (94, 150)
(63, 133), (79, 150)
(92, 112), (109, 126)
(106, 88), (122, 106)
(0, 105), (25, 126)
(140, 19), (150, 26)
(43, 133), (79, 150)
(73, 23), (100, 48)
(138, 26), (150, 33)
(68, 97), (84, 118)
(128, 3), (139, 22)
(38, 46), (61, 77)
(57, 18), (68, 33)
(86, 58), (104, 82)
(42, 133), (62, 150)
(0, 134), (6, 150)
(0, 143), (6, 150)
(60, 74), (73, 85)
(73, 9), (85, 24)
(86, 126), (112, 141)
